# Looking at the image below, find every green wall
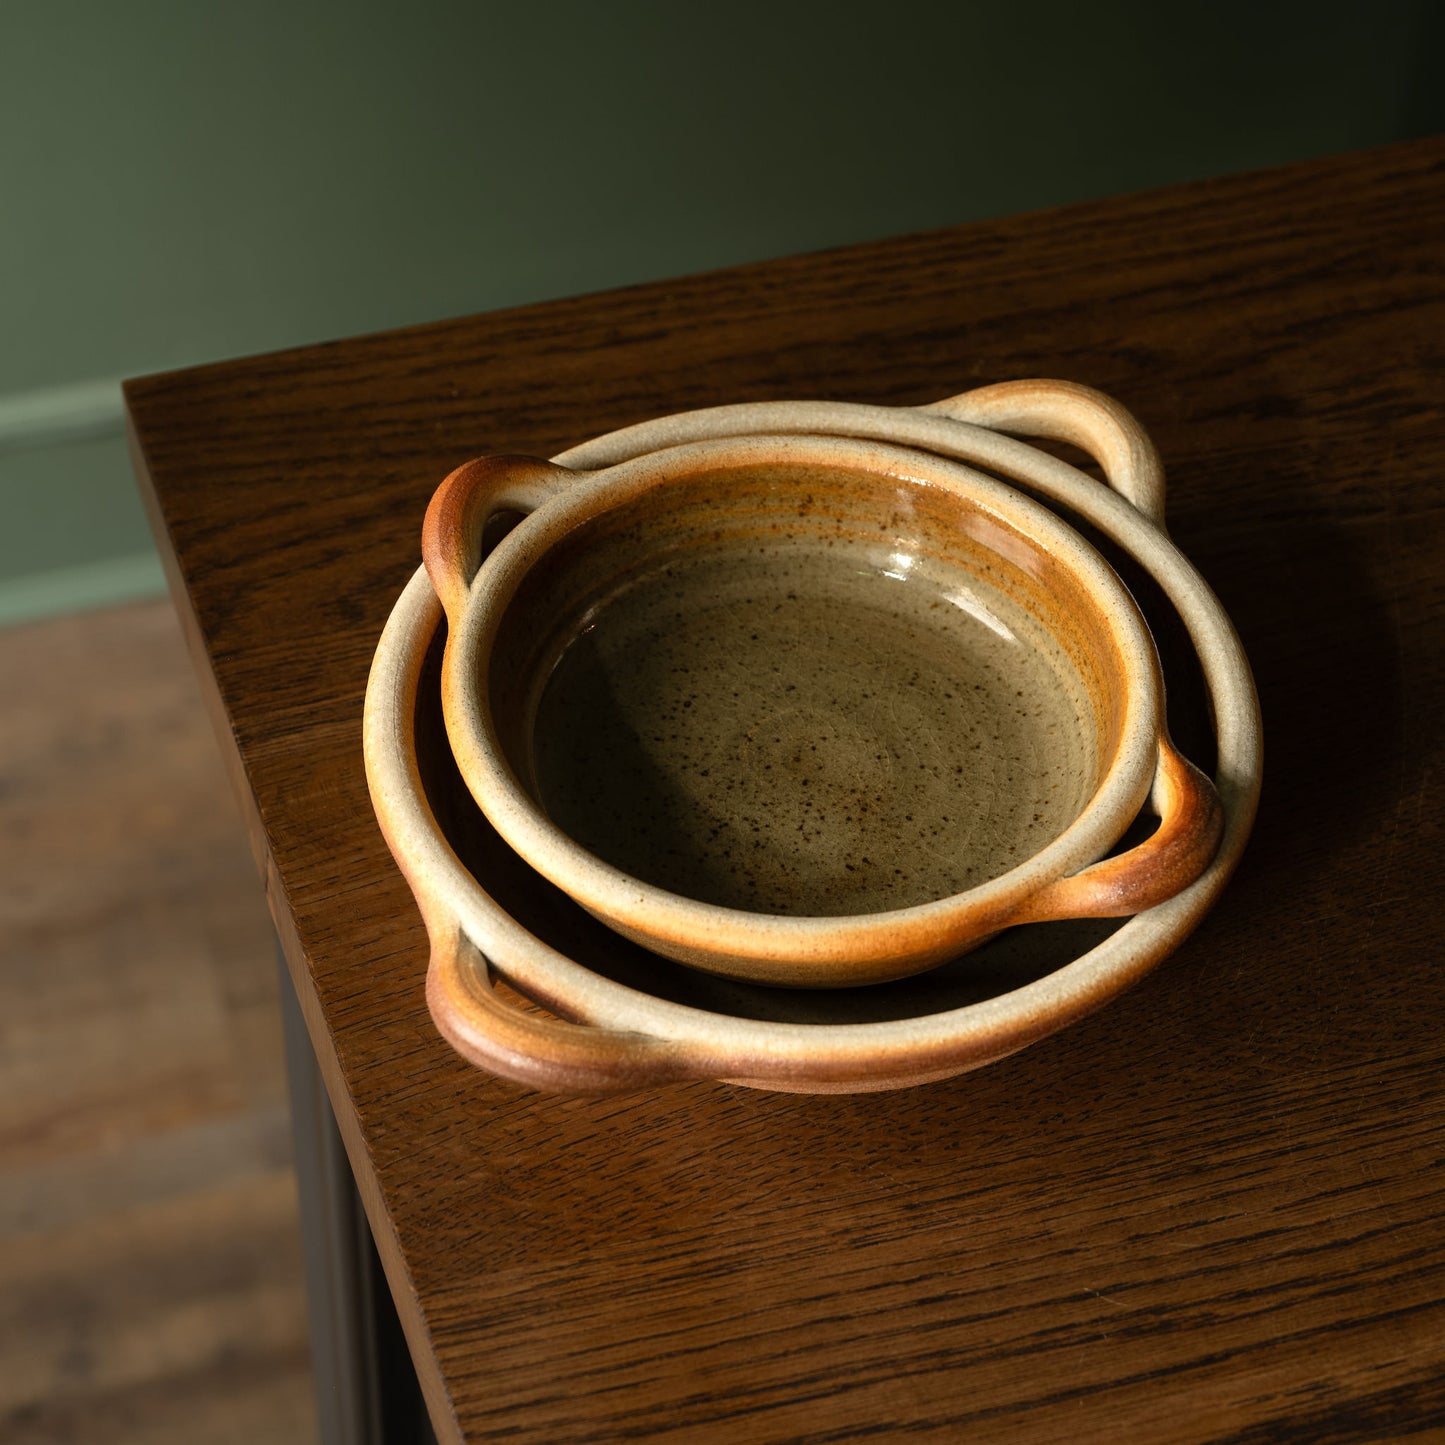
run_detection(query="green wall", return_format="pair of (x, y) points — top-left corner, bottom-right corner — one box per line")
(1, 0), (1438, 623)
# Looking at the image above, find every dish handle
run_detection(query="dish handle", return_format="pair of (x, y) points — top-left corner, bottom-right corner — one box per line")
(425, 912), (705, 1093)
(422, 455), (578, 628)
(1014, 736), (1223, 925)
(925, 378), (1169, 529)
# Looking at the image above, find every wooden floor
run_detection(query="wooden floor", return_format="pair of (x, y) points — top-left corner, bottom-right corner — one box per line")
(0, 601), (316, 1444)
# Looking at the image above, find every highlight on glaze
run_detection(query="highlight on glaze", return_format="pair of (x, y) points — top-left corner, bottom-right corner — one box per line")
(362, 379), (1260, 1093)
(431, 436), (1221, 986)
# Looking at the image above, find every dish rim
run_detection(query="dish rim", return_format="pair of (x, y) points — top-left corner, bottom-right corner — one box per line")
(442, 432), (1169, 982)
(363, 384), (1262, 1092)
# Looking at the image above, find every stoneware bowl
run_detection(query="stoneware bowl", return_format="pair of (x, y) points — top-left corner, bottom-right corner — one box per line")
(364, 380), (1262, 1092)
(421, 431), (1222, 987)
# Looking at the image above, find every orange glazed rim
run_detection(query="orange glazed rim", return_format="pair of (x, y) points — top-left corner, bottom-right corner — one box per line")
(363, 381), (1261, 1092)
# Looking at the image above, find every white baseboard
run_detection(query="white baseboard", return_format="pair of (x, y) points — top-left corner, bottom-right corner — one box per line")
(0, 378), (127, 453)
(0, 377), (157, 626)
(0, 551), (168, 628)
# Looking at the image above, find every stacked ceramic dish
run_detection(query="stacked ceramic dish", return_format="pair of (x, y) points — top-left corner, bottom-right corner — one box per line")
(365, 381), (1261, 1093)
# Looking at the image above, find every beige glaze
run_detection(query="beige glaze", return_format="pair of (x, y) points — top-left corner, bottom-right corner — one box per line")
(422, 433), (1220, 986)
(527, 529), (1095, 916)
(364, 380), (1262, 1091)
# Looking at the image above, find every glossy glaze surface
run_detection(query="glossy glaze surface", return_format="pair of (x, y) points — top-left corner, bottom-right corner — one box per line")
(433, 437), (1211, 985)
(525, 517), (1095, 916)
(380, 382), (1246, 1074)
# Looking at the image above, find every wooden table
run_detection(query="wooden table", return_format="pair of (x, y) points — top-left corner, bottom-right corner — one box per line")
(126, 138), (1445, 1444)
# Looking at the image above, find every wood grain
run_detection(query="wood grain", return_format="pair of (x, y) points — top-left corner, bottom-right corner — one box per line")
(0, 602), (315, 1444)
(126, 138), (1445, 1443)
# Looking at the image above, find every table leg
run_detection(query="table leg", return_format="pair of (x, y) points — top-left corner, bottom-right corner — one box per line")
(278, 953), (437, 1445)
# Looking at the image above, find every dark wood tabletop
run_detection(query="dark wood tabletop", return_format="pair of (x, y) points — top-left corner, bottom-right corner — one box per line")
(126, 137), (1445, 1443)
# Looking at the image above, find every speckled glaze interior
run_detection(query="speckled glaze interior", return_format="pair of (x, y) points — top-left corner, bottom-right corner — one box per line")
(414, 606), (1132, 1026)
(448, 434), (1175, 985)
(490, 459), (1119, 920)
(364, 381), (1261, 1093)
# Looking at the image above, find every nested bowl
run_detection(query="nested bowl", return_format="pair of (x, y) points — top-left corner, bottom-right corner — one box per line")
(422, 431), (1221, 986)
(365, 381), (1262, 1092)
